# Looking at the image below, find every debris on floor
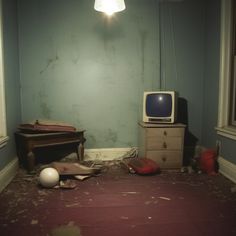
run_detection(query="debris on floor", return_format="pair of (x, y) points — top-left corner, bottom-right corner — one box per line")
(1, 163), (236, 236)
(50, 223), (81, 236)
(55, 180), (77, 189)
(37, 161), (102, 189)
(74, 175), (91, 181)
(158, 196), (171, 201)
(50, 162), (101, 176)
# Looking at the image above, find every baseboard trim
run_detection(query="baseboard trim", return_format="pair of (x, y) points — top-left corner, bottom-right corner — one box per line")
(84, 147), (138, 161)
(0, 158), (19, 193)
(218, 156), (236, 184)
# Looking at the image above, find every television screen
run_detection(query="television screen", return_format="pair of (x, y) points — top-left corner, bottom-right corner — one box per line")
(146, 93), (172, 117)
(143, 91), (177, 123)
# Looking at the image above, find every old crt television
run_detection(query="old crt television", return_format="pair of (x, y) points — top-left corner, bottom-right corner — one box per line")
(143, 91), (177, 123)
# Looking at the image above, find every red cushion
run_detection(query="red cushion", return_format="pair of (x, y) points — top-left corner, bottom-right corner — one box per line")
(128, 158), (160, 175)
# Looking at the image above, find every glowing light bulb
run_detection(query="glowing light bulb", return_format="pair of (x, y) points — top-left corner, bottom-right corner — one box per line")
(106, 10), (114, 16)
(94, 0), (126, 16)
(104, 4), (115, 16)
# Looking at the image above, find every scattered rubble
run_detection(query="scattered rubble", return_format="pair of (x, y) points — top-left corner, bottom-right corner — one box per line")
(231, 186), (236, 193)
(158, 196), (171, 201)
(50, 224), (81, 236)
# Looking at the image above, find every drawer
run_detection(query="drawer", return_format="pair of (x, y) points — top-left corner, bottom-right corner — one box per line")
(146, 137), (183, 150)
(146, 127), (184, 137)
(146, 151), (182, 168)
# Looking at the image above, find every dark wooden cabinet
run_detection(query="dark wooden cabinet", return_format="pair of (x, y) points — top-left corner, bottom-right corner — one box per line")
(15, 131), (86, 172)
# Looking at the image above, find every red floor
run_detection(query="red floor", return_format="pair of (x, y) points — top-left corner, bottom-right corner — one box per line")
(0, 163), (236, 236)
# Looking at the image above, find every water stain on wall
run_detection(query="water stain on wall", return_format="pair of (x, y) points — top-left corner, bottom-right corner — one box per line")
(88, 134), (97, 146)
(38, 91), (52, 119)
(123, 141), (133, 147)
(139, 30), (147, 82)
(104, 128), (118, 144)
(70, 34), (80, 65)
(72, 55), (80, 65)
(40, 101), (51, 119)
(40, 54), (59, 74)
(70, 104), (83, 128)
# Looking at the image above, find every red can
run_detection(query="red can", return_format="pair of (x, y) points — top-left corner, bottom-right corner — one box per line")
(200, 149), (217, 175)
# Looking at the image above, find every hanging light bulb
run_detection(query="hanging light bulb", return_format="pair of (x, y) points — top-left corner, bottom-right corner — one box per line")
(94, 0), (126, 16)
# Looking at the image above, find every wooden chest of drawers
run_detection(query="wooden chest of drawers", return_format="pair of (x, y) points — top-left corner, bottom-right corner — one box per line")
(138, 122), (186, 169)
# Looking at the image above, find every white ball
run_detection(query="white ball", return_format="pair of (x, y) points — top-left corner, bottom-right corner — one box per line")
(39, 167), (59, 188)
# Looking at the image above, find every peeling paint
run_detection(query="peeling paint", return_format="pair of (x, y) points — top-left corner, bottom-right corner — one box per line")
(40, 54), (59, 74)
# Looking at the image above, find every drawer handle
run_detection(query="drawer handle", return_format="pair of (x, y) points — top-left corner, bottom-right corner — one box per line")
(162, 142), (167, 149)
(162, 156), (166, 162)
(163, 130), (167, 136)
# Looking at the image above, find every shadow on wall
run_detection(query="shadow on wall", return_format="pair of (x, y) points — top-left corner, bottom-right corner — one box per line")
(177, 97), (198, 166)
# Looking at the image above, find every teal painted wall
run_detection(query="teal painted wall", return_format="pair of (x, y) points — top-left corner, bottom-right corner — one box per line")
(159, 1), (206, 143)
(202, 0), (236, 166)
(18, 0), (160, 148)
(2, 0), (235, 169)
(217, 136), (236, 165)
(18, 0), (207, 149)
(202, 0), (220, 148)
(0, 0), (21, 169)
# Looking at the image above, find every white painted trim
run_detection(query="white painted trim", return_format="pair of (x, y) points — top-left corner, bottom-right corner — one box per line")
(217, 0), (232, 128)
(216, 127), (236, 140)
(84, 147), (138, 161)
(0, 0), (7, 139)
(0, 158), (19, 192)
(218, 156), (236, 184)
(0, 136), (9, 148)
(216, 0), (236, 140)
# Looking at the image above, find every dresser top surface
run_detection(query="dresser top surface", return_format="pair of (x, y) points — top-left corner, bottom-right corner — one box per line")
(138, 121), (186, 128)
